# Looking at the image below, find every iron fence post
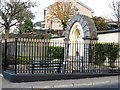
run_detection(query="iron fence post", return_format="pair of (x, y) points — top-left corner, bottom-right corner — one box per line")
(4, 39), (7, 71)
(63, 39), (68, 73)
(15, 38), (18, 74)
(0, 40), (2, 74)
(32, 64), (34, 74)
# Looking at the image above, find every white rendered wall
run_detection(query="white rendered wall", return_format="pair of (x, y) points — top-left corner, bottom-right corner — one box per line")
(98, 33), (119, 43)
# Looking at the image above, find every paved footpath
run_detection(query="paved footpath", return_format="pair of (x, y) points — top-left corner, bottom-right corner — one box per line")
(1, 75), (119, 89)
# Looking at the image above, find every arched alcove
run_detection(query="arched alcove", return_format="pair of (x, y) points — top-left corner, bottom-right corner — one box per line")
(68, 22), (84, 56)
(69, 22), (84, 42)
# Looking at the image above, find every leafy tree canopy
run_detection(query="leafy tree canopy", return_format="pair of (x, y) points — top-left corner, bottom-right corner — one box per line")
(22, 18), (34, 34)
(48, 1), (75, 30)
(93, 16), (108, 31)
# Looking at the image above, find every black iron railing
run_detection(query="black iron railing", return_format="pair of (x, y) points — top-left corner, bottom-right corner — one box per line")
(2, 38), (120, 74)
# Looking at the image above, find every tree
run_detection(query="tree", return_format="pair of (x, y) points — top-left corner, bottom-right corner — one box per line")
(0, 0), (35, 38)
(108, 0), (120, 28)
(48, 1), (75, 31)
(92, 16), (108, 31)
(22, 18), (34, 34)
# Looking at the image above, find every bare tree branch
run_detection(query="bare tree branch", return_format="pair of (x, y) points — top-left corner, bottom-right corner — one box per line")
(10, 21), (18, 27)
(0, 21), (4, 26)
(0, 26), (4, 29)
(108, 0), (119, 27)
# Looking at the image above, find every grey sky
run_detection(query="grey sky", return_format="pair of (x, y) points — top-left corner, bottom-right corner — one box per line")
(1, 0), (120, 22)
(31, 0), (120, 22)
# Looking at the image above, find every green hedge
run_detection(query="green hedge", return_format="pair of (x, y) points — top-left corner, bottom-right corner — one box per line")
(46, 46), (64, 61)
(92, 43), (119, 67)
(93, 44), (106, 65)
(17, 56), (33, 64)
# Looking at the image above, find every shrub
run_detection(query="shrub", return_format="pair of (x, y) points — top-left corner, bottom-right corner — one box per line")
(93, 44), (106, 65)
(103, 43), (119, 67)
(92, 43), (119, 67)
(46, 46), (64, 61)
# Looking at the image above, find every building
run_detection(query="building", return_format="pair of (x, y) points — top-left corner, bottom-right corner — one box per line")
(33, 21), (46, 35)
(44, 0), (94, 33)
(34, 21), (45, 30)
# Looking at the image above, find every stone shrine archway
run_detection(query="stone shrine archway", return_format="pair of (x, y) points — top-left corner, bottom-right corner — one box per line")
(65, 14), (98, 64)
(65, 14), (98, 56)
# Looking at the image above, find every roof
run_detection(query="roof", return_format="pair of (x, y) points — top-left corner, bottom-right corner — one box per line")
(76, 2), (94, 13)
(97, 29), (120, 34)
(44, 0), (94, 13)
